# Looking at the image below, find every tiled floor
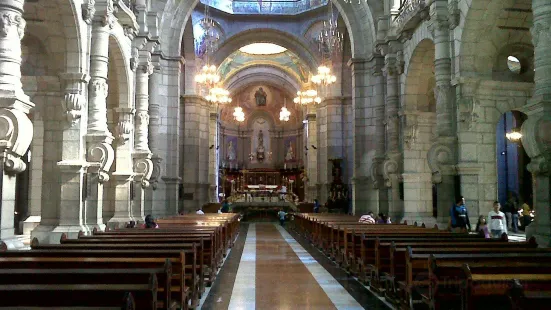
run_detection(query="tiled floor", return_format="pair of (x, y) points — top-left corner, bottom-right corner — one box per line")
(204, 223), (379, 309)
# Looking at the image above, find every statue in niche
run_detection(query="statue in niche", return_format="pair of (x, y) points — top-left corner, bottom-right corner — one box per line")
(227, 141), (236, 161)
(255, 87), (267, 106)
(256, 130), (265, 162)
(285, 141), (294, 161)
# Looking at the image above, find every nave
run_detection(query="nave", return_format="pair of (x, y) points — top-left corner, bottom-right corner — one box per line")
(200, 223), (386, 309)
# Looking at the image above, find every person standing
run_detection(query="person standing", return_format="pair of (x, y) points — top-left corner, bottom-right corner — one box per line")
(488, 201), (507, 238)
(278, 209), (287, 226)
(450, 196), (471, 233)
(313, 199), (320, 213)
(503, 192), (517, 231)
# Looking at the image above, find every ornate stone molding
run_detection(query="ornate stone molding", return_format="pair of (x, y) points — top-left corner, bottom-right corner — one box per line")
(102, 0), (116, 29)
(457, 97), (479, 131)
(115, 108), (134, 144)
(136, 111), (149, 130)
(149, 155), (163, 190)
(369, 157), (384, 189)
(0, 11), (25, 40)
(403, 121), (418, 150)
(62, 93), (86, 126)
(0, 108), (32, 174)
(90, 79), (108, 98)
(427, 138), (457, 183)
(133, 155), (153, 188)
(382, 154), (401, 188)
(82, 0), (96, 25)
(87, 141), (115, 183)
(130, 47), (138, 72)
(448, 0), (460, 30)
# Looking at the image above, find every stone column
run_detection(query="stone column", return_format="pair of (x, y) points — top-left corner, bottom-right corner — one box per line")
(427, 6), (457, 225)
(381, 42), (404, 222)
(316, 100), (329, 202)
(180, 95), (204, 213)
(145, 57), (164, 217)
(84, 0), (116, 234)
(523, 0), (551, 247)
(197, 99), (210, 208)
(208, 110), (219, 202)
(0, 0), (34, 248)
(305, 111), (318, 202)
(368, 57), (388, 216)
(348, 58), (370, 214)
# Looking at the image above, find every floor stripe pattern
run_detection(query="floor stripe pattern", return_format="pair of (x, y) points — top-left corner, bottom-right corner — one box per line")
(276, 224), (364, 310)
(228, 223), (256, 309)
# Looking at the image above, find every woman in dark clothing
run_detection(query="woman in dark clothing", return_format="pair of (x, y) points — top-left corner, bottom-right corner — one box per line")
(143, 214), (158, 229)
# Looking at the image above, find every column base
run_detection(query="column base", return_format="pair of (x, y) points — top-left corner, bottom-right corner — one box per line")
(1, 236), (26, 250)
(107, 216), (134, 229)
(31, 224), (88, 244)
(22, 215), (41, 236)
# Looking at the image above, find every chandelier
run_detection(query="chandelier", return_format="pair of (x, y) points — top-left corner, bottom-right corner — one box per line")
(317, 3), (344, 58)
(233, 106), (245, 122)
(195, 2), (220, 91)
(312, 66), (337, 86)
(206, 87), (232, 104)
(294, 89), (322, 105)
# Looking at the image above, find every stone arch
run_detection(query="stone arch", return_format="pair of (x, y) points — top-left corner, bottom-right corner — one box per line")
(224, 66), (300, 100)
(213, 29), (318, 72)
(401, 37), (437, 225)
(157, 0), (381, 59)
(459, 0), (533, 77)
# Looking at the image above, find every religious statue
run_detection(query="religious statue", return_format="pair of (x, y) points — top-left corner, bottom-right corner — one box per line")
(285, 141), (294, 161)
(227, 141), (236, 161)
(255, 87), (267, 106)
(256, 130), (265, 162)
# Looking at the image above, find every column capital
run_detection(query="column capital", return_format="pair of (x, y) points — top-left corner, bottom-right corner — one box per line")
(114, 108), (135, 145)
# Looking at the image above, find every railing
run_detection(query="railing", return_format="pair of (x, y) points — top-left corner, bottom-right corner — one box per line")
(394, 0), (426, 30)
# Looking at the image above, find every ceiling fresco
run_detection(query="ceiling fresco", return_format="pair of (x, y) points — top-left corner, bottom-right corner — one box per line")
(218, 49), (310, 83)
(200, 0), (327, 15)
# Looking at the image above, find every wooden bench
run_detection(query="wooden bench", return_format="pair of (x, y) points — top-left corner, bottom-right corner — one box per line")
(25, 241), (199, 309)
(0, 264), (159, 309)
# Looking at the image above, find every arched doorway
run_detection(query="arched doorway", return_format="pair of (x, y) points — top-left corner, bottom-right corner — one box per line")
(496, 110), (532, 230)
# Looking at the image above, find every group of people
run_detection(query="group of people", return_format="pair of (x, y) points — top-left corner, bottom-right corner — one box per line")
(358, 211), (392, 224)
(451, 194), (533, 239)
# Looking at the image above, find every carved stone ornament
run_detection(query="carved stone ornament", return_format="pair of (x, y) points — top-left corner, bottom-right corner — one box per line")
(404, 122), (418, 150)
(521, 114), (551, 176)
(90, 79), (108, 98)
(149, 156), (163, 190)
(102, 1), (116, 29)
(448, 0), (460, 30)
(0, 12), (26, 39)
(531, 20), (551, 48)
(0, 108), (33, 174)
(134, 157), (153, 188)
(369, 158), (384, 189)
(87, 142), (115, 183)
(62, 93), (86, 126)
(115, 117), (133, 144)
(427, 142), (456, 184)
(129, 47), (139, 72)
(457, 97), (479, 131)
(82, 0), (96, 25)
(124, 25), (138, 40)
(136, 111), (149, 129)
(382, 156), (401, 188)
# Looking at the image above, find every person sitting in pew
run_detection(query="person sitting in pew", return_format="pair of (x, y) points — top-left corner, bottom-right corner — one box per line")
(488, 201), (507, 238)
(475, 215), (490, 238)
(359, 211), (376, 224)
(376, 213), (391, 224)
(125, 221), (136, 228)
(143, 214), (159, 229)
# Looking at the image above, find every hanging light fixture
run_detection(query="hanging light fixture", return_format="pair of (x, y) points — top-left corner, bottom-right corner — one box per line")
(313, 2), (342, 87)
(195, 1), (220, 92)
(506, 127), (522, 142)
(206, 87), (232, 104)
(280, 98), (291, 122)
(294, 89), (322, 105)
(233, 106), (245, 122)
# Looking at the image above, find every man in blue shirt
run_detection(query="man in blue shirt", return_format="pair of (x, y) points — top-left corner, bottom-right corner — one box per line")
(313, 199), (320, 213)
(450, 196), (471, 233)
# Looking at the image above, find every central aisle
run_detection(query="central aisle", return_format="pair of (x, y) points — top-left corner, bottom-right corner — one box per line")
(228, 223), (364, 309)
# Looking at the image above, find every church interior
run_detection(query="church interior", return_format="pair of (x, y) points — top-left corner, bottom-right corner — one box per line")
(0, 0), (551, 308)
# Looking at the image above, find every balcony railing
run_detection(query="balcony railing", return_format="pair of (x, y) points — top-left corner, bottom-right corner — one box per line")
(394, 0), (428, 33)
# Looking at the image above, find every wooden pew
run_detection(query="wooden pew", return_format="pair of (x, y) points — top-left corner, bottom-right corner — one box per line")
(0, 269), (159, 310)
(462, 262), (551, 310)
(393, 248), (551, 310)
(428, 253), (551, 310)
(25, 241), (199, 309)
